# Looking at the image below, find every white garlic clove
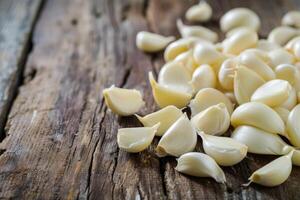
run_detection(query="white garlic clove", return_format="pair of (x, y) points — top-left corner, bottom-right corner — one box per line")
(158, 62), (193, 94)
(103, 85), (145, 116)
(257, 39), (281, 52)
(251, 79), (292, 107)
(222, 29), (258, 55)
(218, 58), (238, 90)
(117, 123), (160, 153)
(191, 103), (230, 136)
(149, 72), (192, 109)
(234, 65), (265, 105)
(286, 104), (300, 147)
(185, 1), (212, 22)
(198, 132), (247, 166)
(273, 107), (290, 124)
(231, 102), (285, 136)
(282, 11), (300, 28)
(175, 152), (226, 183)
(156, 114), (197, 157)
(268, 26), (299, 46)
(220, 8), (260, 33)
(174, 50), (198, 73)
(280, 87), (297, 110)
(189, 88), (233, 116)
(268, 48), (295, 67)
(177, 19), (218, 43)
(190, 64), (217, 92)
(135, 105), (183, 136)
(291, 149), (300, 166)
(275, 64), (297, 85)
(248, 151), (293, 187)
(136, 31), (175, 52)
(231, 126), (293, 155)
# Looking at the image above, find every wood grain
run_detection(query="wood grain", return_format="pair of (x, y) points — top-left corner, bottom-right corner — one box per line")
(0, 0), (300, 199)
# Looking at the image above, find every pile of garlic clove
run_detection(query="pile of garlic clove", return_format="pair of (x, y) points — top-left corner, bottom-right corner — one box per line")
(102, 1), (300, 187)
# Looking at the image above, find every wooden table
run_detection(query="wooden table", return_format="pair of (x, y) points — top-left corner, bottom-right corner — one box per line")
(0, 0), (300, 199)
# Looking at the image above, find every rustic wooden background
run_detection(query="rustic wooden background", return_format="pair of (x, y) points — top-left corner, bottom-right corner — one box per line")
(0, 0), (300, 199)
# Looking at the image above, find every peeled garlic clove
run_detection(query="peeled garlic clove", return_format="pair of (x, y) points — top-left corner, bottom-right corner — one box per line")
(273, 107), (290, 124)
(280, 87), (297, 110)
(231, 102), (285, 135)
(177, 19), (218, 43)
(248, 151), (293, 187)
(257, 39), (281, 52)
(158, 62), (193, 94)
(220, 8), (260, 33)
(291, 149), (300, 166)
(103, 85), (145, 116)
(193, 43), (226, 68)
(174, 50), (198, 73)
(136, 31), (175, 52)
(234, 65), (265, 105)
(287, 104), (300, 147)
(275, 64), (297, 85)
(251, 80), (292, 107)
(189, 88), (233, 116)
(218, 58), (238, 90)
(268, 26), (299, 46)
(191, 103), (230, 136)
(231, 126), (293, 155)
(222, 29), (258, 55)
(282, 11), (300, 28)
(117, 123), (160, 153)
(135, 105), (183, 136)
(198, 132), (247, 166)
(175, 152), (226, 183)
(149, 72), (192, 108)
(185, 1), (212, 22)
(156, 114), (197, 157)
(241, 48), (272, 64)
(268, 48), (295, 67)
(190, 64), (216, 92)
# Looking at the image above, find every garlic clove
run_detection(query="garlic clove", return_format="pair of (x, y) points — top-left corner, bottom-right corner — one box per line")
(103, 85), (145, 116)
(198, 132), (247, 166)
(185, 1), (212, 22)
(117, 123), (160, 153)
(231, 126), (293, 155)
(280, 87), (297, 110)
(273, 107), (290, 124)
(291, 149), (300, 166)
(149, 72), (192, 108)
(177, 19), (218, 43)
(175, 152), (226, 183)
(189, 88), (233, 116)
(268, 48), (295, 67)
(156, 114), (197, 157)
(218, 58), (238, 91)
(231, 102), (285, 136)
(248, 151), (293, 187)
(257, 39), (281, 52)
(234, 65), (265, 105)
(267, 26), (299, 46)
(158, 61), (193, 94)
(174, 50), (198, 73)
(135, 105), (183, 136)
(190, 64), (217, 92)
(136, 31), (175, 52)
(285, 36), (300, 51)
(275, 64), (297, 85)
(286, 104), (300, 147)
(282, 11), (300, 28)
(191, 103), (230, 136)
(220, 8), (260, 33)
(251, 79), (292, 107)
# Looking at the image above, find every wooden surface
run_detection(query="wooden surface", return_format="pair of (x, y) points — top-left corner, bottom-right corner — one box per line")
(0, 0), (300, 199)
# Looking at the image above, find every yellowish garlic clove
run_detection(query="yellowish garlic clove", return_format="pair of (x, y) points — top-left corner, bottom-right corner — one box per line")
(275, 64), (297, 85)
(268, 48), (295, 67)
(158, 62), (193, 94)
(156, 114), (197, 157)
(175, 152), (226, 183)
(273, 107), (290, 124)
(117, 123), (160, 153)
(135, 105), (183, 136)
(190, 64), (216, 92)
(191, 103), (230, 136)
(231, 102), (285, 136)
(174, 50), (198, 73)
(280, 87), (297, 110)
(247, 151), (293, 187)
(291, 149), (300, 166)
(231, 126), (293, 155)
(218, 58), (238, 90)
(189, 88), (233, 116)
(185, 1), (212, 23)
(251, 79), (292, 107)
(286, 104), (300, 147)
(220, 8), (260, 33)
(268, 26), (299, 46)
(257, 39), (281, 52)
(103, 85), (145, 116)
(282, 11), (300, 28)
(198, 132), (247, 166)
(177, 19), (218, 43)
(136, 31), (175, 53)
(149, 72), (192, 108)
(234, 65), (265, 105)
(222, 29), (258, 55)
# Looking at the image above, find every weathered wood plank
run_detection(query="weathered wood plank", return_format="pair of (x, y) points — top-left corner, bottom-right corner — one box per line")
(0, 0), (43, 140)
